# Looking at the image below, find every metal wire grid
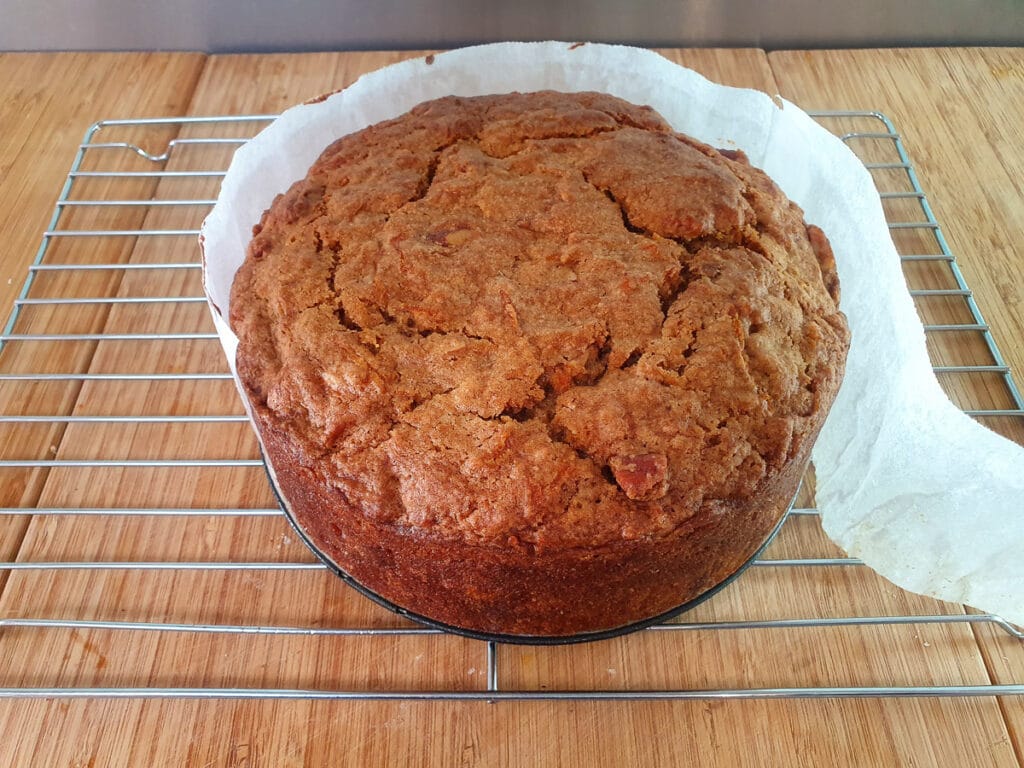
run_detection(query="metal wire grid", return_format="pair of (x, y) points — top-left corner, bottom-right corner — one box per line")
(0, 110), (1021, 700)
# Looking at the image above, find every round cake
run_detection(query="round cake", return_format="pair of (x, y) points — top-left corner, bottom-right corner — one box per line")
(229, 91), (850, 638)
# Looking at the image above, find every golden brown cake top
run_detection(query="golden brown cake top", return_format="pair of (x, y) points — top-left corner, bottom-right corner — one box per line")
(230, 91), (849, 551)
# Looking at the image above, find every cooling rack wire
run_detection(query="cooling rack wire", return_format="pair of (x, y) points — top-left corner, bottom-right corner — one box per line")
(0, 111), (1021, 700)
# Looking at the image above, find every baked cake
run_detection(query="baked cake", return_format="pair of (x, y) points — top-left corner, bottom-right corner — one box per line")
(229, 91), (850, 637)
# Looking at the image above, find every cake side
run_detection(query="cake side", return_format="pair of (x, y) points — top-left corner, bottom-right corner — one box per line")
(261, 410), (812, 636)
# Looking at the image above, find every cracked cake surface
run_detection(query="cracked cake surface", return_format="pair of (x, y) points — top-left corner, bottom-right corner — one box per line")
(230, 91), (850, 636)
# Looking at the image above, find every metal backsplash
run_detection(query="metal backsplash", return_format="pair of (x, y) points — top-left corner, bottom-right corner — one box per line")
(1, 0), (1022, 52)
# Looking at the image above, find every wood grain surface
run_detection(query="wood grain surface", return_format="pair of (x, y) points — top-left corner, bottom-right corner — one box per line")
(0, 48), (1021, 767)
(770, 46), (1024, 766)
(0, 53), (206, 595)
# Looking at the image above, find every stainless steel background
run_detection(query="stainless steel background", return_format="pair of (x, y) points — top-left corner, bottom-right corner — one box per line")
(1, 0), (1022, 52)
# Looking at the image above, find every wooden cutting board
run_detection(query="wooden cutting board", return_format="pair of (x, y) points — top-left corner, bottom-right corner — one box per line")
(0, 47), (1021, 767)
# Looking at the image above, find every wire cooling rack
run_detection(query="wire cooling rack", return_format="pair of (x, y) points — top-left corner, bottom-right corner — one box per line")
(0, 111), (1021, 700)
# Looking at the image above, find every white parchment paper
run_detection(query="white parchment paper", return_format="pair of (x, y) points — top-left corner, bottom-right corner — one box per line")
(201, 42), (1024, 625)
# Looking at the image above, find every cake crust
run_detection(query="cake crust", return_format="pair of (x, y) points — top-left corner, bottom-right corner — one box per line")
(230, 91), (850, 637)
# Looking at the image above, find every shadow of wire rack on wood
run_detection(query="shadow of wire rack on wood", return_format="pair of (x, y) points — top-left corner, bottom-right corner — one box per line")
(0, 111), (1021, 700)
